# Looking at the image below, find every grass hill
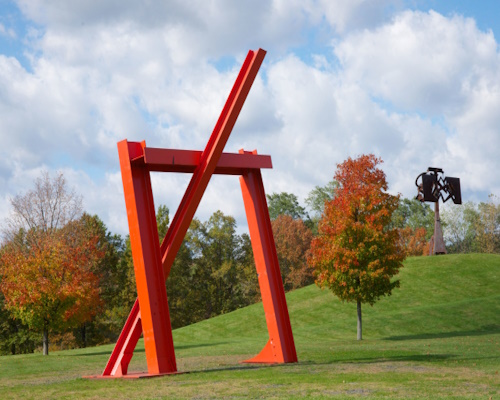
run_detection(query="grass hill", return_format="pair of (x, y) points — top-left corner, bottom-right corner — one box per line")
(1, 253), (499, 399)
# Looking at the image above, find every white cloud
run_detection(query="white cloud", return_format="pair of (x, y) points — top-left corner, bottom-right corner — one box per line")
(1, 2), (499, 238)
(334, 10), (499, 115)
(332, 9), (500, 200)
(0, 23), (17, 39)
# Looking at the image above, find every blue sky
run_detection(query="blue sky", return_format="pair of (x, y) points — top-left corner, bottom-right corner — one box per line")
(1, 0), (499, 237)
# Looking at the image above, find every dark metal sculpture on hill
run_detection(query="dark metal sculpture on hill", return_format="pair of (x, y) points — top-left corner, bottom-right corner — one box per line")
(415, 167), (462, 255)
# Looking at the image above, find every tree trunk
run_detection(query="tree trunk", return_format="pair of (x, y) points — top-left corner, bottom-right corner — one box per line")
(81, 323), (87, 348)
(357, 301), (362, 341)
(42, 325), (49, 356)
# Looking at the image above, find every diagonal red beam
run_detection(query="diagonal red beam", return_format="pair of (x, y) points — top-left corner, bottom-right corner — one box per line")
(160, 48), (266, 278)
(102, 48), (266, 376)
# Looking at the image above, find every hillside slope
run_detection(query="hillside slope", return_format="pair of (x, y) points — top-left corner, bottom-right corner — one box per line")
(173, 253), (500, 358)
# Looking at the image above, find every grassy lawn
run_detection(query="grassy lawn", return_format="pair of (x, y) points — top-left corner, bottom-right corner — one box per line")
(0, 253), (499, 399)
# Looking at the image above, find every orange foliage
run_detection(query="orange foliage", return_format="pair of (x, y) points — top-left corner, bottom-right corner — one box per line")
(309, 154), (405, 305)
(271, 215), (313, 291)
(398, 227), (428, 256)
(422, 240), (431, 256)
(0, 222), (104, 332)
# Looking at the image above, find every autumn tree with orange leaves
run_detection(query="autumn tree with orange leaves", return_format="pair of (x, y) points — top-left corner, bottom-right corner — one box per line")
(309, 154), (405, 340)
(0, 172), (104, 355)
(271, 215), (314, 291)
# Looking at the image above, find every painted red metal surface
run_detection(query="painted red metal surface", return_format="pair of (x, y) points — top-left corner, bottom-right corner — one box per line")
(97, 48), (297, 379)
(159, 48), (267, 279)
(116, 140), (176, 376)
(134, 147), (272, 175)
(239, 151), (298, 363)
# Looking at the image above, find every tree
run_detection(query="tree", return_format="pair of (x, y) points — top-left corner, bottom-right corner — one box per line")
(398, 226), (428, 256)
(309, 154), (405, 340)
(305, 180), (339, 217)
(390, 198), (434, 239)
(0, 223), (104, 355)
(0, 171), (102, 355)
(441, 201), (479, 253)
(0, 290), (38, 355)
(305, 180), (339, 234)
(2, 171), (82, 241)
(156, 204), (170, 239)
(388, 198), (434, 257)
(188, 211), (254, 319)
(475, 195), (500, 253)
(441, 195), (500, 254)
(266, 192), (308, 221)
(271, 215), (314, 291)
(73, 214), (126, 348)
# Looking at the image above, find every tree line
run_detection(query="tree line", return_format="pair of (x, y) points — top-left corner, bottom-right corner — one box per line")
(1, 163), (499, 354)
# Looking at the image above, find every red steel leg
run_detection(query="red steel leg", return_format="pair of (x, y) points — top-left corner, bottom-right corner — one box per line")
(116, 140), (176, 376)
(239, 151), (298, 364)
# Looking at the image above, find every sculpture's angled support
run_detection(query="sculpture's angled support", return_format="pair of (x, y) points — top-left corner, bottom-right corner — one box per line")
(160, 48), (267, 279)
(239, 151), (297, 364)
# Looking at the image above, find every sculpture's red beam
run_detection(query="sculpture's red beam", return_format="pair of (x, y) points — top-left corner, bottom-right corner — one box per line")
(160, 48), (267, 280)
(133, 147), (272, 175)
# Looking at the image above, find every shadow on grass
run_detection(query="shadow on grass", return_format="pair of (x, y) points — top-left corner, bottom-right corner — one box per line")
(299, 353), (456, 366)
(187, 354), (458, 375)
(383, 325), (500, 341)
(71, 342), (228, 357)
(342, 354), (454, 363)
(194, 361), (291, 375)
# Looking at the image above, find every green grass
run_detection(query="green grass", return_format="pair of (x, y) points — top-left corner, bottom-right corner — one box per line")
(1, 253), (499, 399)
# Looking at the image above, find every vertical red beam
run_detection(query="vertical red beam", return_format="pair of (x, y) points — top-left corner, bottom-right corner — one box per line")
(102, 48), (266, 377)
(239, 151), (298, 363)
(116, 140), (176, 375)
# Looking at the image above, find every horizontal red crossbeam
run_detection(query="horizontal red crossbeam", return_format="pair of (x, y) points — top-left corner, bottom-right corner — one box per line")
(131, 147), (272, 175)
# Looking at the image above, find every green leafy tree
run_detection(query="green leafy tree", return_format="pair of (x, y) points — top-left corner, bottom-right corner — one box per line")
(188, 211), (254, 319)
(73, 214), (126, 347)
(115, 206), (258, 330)
(306, 180), (339, 216)
(390, 198), (434, 239)
(0, 290), (37, 355)
(475, 195), (500, 253)
(309, 154), (405, 340)
(156, 205), (170, 239)
(441, 201), (480, 253)
(305, 180), (339, 233)
(388, 198), (435, 257)
(266, 192), (308, 221)
(441, 195), (500, 254)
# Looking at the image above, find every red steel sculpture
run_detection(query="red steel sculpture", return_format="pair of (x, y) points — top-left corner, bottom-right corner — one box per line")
(93, 49), (297, 378)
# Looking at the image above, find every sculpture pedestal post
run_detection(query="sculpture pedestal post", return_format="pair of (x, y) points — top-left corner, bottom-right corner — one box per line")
(433, 202), (447, 255)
